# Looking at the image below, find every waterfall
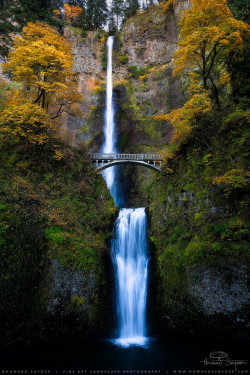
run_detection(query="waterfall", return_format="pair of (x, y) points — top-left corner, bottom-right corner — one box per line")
(102, 36), (149, 347)
(102, 36), (118, 205)
(112, 208), (148, 347)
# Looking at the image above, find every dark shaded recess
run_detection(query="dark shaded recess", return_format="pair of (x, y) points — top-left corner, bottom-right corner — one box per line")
(41, 248), (116, 344)
(0, 201), (48, 349)
(226, 39), (250, 108)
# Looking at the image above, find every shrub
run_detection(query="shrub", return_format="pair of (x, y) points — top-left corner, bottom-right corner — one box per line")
(128, 65), (148, 79)
(119, 55), (129, 64)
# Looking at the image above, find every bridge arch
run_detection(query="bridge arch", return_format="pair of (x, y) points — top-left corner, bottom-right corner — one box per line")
(96, 159), (161, 172)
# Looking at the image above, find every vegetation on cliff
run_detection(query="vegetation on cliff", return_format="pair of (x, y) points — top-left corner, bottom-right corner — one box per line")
(147, 0), (250, 334)
(0, 0), (249, 345)
(0, 21), (116, 347)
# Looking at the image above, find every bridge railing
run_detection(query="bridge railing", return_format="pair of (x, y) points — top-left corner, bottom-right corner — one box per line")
(91, 153), (163, 161)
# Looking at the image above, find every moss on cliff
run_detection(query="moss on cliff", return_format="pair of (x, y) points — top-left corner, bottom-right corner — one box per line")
(148, 108), (249, 336)
(0, 138), (116, 347)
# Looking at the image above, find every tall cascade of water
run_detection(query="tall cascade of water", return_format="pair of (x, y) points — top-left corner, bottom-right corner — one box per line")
(102, 36), (149, 347)
(102, 36), (118, 205)
(112, 208), (148, 346)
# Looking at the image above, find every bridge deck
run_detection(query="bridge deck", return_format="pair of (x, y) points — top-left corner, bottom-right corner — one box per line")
(91, 153), (163, 161)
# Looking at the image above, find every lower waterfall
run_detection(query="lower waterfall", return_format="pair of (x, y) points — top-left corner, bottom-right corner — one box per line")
(112, 208), (149, 347)
(102, 36), (149, 347)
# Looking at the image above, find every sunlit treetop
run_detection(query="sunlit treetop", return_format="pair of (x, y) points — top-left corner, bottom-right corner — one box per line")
(173, 0), (250, 85)
(3, 22), (82, 119)
(62, 3), (83, 21)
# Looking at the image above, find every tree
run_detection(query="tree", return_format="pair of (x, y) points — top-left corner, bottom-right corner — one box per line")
(173, 0), (250, 109)
(3, 22), (82, 119)
(85, 0), (108, 30)
(0, 103), (55, 147)
(0, 0), (64, 57)
(110, 0), (125, 30)
(227, 0), (249, 23)
(124, 0), (140, 22)
(155, 77), (212, 158)
(108, 16), (118, 35)
(62, 3), (83, 22)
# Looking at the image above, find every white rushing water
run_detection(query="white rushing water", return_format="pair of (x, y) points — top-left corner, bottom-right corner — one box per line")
(102, 37), (149, 347)
(102, 36), (118, 204)
(112, 208), (148, 347)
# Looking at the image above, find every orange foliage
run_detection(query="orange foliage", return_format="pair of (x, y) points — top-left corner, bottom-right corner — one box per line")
(86, 77), (98, 92)
(159, 0), (176, 13)
(53, 9), (60, 16)
(63, 3), (83, 21)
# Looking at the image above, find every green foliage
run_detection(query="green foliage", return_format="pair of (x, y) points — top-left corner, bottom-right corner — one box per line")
(227, 0), (249, 23)
(0, 0), (64, 57)
(110, 0), (125, 29)
(85, 0), (109, 30)
(119, 55), (129, 64)
(128, 65), (148, 78)
(124, 0), (140, 21)
(0, 129), (116, 346)
(45, 226), (64, 245)
(70, 295), (85, 312)
(149, 106), (249, 331)
(101, 52), (107, 69)
(81, 30), (88, 38)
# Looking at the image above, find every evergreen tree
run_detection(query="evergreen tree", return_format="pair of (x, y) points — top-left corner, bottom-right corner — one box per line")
(0, 0), (64, 57)
(86, 0), (108, 30)
(108, 16), (118, 35)
(124, 0), (139, 21)
(0, 1), (16, 58)
(110, 0), (125, 30)
(227, 0), (249, 23)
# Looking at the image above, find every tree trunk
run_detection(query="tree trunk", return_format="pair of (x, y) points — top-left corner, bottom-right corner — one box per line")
(209, 75), (221, 111)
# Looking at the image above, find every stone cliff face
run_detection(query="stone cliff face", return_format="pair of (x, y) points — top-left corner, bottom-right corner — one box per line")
(64, 0), (190, 151)
(2, 0), (248, 340)
(148, 108), (249, 336)
(60, 28), (107, 146)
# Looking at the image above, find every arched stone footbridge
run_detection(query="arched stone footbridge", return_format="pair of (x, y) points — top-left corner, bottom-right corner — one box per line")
(90, 153), (163, 172)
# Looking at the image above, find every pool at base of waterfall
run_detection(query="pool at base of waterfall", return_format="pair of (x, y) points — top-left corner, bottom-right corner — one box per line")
(0, 336), (249, 372)
(112, 336), (149, 348)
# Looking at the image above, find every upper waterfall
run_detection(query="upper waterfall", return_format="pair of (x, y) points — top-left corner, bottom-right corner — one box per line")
(103, 36), (115, 154)
(102, 36), (119, 205)
(101, 36), (149, 348)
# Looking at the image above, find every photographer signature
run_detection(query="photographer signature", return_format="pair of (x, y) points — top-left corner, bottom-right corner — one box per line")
(201, 351), (248, 370)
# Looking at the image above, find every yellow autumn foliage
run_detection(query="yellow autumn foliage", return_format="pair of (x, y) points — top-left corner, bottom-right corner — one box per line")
(3, 22), (82, 119)
(173, 0), (250, 89)
(0, 103), (55, 145)
(159, 0), (176, 14)
(212, 169), (250, 194)
(156, 90), (212, 147)
(155, 0), (249, 165)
